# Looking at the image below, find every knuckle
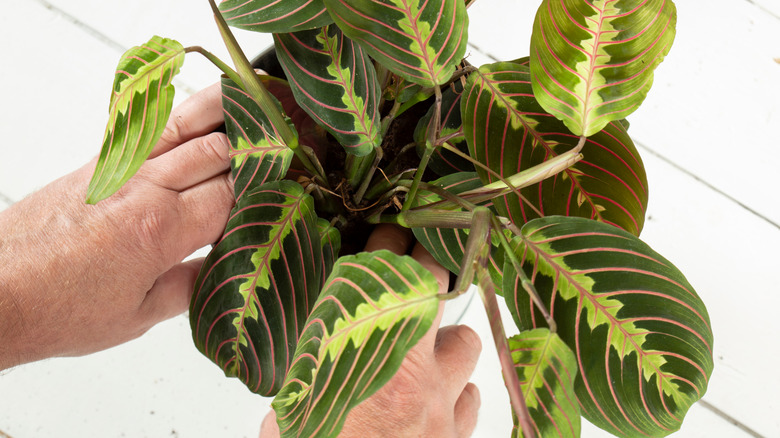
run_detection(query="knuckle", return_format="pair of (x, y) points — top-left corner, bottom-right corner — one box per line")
(372, 364), (428, 415)
(198, 132), (231, 168)
(453, 324), (482, 353)
(160, 114), (188, 146)
(131, 200), (180, 263)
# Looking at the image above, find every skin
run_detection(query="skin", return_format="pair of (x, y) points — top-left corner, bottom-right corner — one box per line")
(0, 83), (482, 436)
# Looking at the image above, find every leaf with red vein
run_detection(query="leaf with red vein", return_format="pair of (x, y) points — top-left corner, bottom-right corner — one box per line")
(219, 0), (333, 33)
(86, 36), (184, 203)
(530, 0), (677, 137)
(504, 216), (713, 437)
(222, 76), (294, 199)
(323, 0), (469, 87)
(271, 249), (440, 438)
(510, 328), (580, 438)
(462, 62), (647, 236)
(274, 25), (381, 156)
(190, 180), (323, 396)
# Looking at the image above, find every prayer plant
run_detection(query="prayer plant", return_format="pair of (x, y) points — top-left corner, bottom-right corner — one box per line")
(85, 0), (713, 436)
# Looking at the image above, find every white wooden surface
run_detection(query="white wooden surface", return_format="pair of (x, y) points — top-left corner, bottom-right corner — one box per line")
(1, 0), (778, 437)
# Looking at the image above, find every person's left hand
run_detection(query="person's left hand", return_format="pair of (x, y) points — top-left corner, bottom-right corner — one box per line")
(0, 83), (234, 369)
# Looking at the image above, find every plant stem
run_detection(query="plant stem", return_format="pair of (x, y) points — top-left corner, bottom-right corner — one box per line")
(207, 0), (325, 183)
(354, 148), (383, 204)
(401, 85), (442, 211)
(490, 215), (556, 332)
(346, 149), (377, 191)
(438, 208), (536, 437)
(477, 265), (536, 438)
(184, 46), (242, 86)
(370, 209), (474, 228)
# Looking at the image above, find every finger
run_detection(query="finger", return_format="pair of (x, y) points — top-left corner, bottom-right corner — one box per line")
(137, 258), (203, 327)
(145, 131), (231, 192)
(411, 242), (449, 351)
(176, 172), (234, 257)
(434, 325), (482, 398)
(362, 224), (413, 255)
(150, 82), (225, 158)
(454, 382), (481, 438)
(259, 410), (280, 438)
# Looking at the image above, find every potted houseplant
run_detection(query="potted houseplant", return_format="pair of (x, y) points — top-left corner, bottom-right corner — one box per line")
(85, 0), (714, 436)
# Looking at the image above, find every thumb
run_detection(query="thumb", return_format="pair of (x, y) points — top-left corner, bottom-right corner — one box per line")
(259, 410), (280, 438)
(137, 258), (203, 327)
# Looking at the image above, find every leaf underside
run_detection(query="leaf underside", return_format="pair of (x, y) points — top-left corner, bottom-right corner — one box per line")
(505, 216), (713, 437)
(529, 0), (677, 137)
(272, 250), (440, 438)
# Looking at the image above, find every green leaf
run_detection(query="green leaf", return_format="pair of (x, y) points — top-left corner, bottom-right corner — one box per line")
(219, 0), (333, 33)
(462, 62), (647, 236)
(510, 328), (580, 438)
(530, 0), (677, 137)
(222, 76), (295, 199)
(324, 0), (469, 87)
(190, 180), (323, 396)
(274, 26), (382, 156)
(272, 249), (440, 438)
(504, 216), (713, 437)
(86, 36), (184, 203)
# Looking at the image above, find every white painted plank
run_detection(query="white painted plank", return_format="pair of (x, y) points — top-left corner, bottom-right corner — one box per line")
(639, 149), (780, 437)
(0, 316), (267, 438)
(42, 0), (273, 94)
(0, 1), (116, 202)
(614, 0), (780, 226)
(751, 0), (780, 20)
(468, 0), (780, 225)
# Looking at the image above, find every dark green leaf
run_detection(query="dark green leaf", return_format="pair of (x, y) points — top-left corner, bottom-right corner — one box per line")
(190, 180), (323, 396)
(274, 26), (382, 156)
(505, 216), (713, 437)
(272, 250), (440, 437)
(510, 328), (580, 438)
(222, 76), (294, 198)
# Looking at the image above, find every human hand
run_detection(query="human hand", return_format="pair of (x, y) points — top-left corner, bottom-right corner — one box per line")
(259, 225), (482, 438)
(0, 83), (234, 369)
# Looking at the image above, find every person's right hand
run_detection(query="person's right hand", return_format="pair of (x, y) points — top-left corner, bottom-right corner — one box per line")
(259, 225), (482, 437)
